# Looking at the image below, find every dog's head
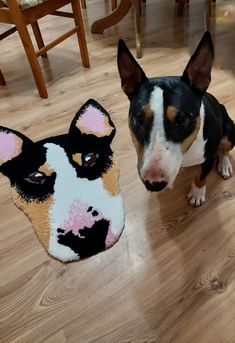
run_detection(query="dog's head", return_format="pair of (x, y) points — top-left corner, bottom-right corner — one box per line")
(0, 99), (124, 261)
(117, 31), (214, 191)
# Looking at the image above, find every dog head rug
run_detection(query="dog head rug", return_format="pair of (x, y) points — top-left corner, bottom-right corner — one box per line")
(0, 99), (125, 262)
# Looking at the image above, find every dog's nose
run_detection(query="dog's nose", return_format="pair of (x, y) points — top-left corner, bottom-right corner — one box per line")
(144, 180), (168, 192)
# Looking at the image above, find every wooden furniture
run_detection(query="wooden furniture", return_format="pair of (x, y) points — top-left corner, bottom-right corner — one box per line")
(177, 0), (216, 16)
(91, 0), (143, 58)
(91, 0), (216, 58)
(177, 0), (216, 30)
(0, 0), (90, 98)
(0, 69), (6, 85)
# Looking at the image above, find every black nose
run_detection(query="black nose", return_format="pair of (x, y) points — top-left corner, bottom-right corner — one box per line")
(144, 181), (168, 192)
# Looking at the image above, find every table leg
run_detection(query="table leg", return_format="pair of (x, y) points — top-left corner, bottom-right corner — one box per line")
(178, 0), (187, 16)
(91, 0), (132, 33)
(133, 0), (142, 58)
(0, 69), (6, 86)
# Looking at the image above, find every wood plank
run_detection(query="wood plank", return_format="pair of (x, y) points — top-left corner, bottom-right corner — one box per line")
(1, 1), (235, 342)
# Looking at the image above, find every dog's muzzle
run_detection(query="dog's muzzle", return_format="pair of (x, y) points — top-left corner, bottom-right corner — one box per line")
(143, 180), (168, 192)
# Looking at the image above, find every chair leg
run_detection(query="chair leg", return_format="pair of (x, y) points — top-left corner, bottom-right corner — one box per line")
(80, 0), (86, 9)
(0, 69), (6, 86)
(112, 0), (117, 11)
(16, 23), (48, 98)
(31, 21), (47, 58)
(7, 2), (48, 98)
(205, 0), (211, 30)
(178, 0), (186, 16)
(134, 0), (142, 58)
(71, 0), (90, 67)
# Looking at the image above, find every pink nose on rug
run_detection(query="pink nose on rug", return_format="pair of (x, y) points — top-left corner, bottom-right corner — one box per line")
(61, 199), (118, 247)
(62, 199), (108, 238)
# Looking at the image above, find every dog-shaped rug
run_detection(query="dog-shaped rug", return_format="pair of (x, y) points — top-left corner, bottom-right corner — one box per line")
(0, 99), (125, 262)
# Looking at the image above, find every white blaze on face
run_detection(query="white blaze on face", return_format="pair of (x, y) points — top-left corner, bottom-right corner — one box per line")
(43, 143), (124, 261)
(140, 86), (183, 188)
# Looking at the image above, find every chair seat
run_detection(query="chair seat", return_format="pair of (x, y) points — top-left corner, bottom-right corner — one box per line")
(1, 0), (47, 10)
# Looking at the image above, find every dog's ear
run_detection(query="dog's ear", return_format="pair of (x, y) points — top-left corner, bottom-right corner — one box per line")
(0, 126), (32, 168)
(181, 31), (214, 94)
(117, 39), (147, 100)
(69, 99), (116, 143)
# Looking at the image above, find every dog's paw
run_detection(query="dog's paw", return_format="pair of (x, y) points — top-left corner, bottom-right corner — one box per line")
(187, 183), (206, 207)
(218, 154), (233, 180)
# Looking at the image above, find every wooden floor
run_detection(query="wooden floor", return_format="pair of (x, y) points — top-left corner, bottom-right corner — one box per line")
(1, 0), (235, 342)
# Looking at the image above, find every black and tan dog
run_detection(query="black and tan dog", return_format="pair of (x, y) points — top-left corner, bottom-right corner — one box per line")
(117, 31), (235, 206)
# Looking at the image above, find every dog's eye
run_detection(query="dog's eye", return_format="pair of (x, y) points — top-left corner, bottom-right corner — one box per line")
(83, 153), (99, 167)
(24, 172), (46, 185)
(175, 113), (187, 126)
(135, 112), (145, 126)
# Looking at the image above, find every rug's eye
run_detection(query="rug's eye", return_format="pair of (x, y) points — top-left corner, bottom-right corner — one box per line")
(83, 153), (99, 167)
(24, 172), (46, 185)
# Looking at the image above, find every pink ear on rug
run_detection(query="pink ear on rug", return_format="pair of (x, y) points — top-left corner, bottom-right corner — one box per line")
(76, 104), (114, 137)
(0, 131), (23, 165)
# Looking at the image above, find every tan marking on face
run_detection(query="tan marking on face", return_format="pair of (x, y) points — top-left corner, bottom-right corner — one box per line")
(12, 188), (52, 249)
(129, 119), (144, 172)
(166, 106), (177, 123)
(142, 103), (154, 119)
(181, 116), (201, 154)
(76, 116), (113, 138)
(102, 155), (120, 196)
(194, 172), (207, 188)
(38, 163), (53, 176)
(219, 136), (233, 154)
(72, 153), (82, 166)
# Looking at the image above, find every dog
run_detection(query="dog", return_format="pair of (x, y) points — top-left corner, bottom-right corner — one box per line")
(0, 99), (124, 261)
(117, 31), (235, 206)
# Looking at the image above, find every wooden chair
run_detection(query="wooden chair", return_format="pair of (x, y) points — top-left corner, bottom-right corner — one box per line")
(0, 0), (90, 98)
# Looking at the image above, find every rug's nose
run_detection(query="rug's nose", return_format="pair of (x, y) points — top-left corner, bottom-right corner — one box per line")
(57, 198), (119, 257)
(61, 199), (103, 237)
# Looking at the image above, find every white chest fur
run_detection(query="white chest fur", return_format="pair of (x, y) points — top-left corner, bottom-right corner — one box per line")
(181, 103), (207, 168)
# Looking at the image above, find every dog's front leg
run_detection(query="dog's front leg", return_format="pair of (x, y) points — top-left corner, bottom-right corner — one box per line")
(187, 159), (215, 207)
(218, 152), (233, 179)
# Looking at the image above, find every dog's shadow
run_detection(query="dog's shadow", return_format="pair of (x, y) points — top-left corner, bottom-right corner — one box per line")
(131, 160), (235, 339)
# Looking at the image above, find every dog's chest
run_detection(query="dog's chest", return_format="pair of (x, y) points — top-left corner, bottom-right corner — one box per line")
(181, 104), (207, 168)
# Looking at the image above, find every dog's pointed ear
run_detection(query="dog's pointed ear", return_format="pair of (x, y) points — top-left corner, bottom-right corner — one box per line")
(117, 39), (147, 100)
(181, 31), (214, 94)
(69, 99), (116, 142)
(0, 126), (32, 168)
